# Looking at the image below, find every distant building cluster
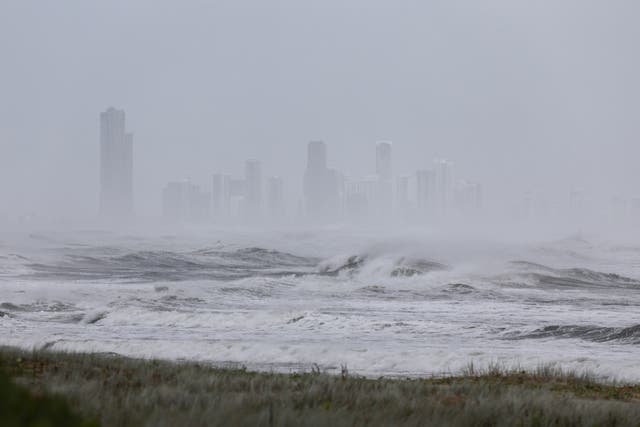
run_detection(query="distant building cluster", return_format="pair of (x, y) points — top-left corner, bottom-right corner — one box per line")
(300, 141), (483, 225)
(98, 108), (640, 227)
(160, 139), (483, 225)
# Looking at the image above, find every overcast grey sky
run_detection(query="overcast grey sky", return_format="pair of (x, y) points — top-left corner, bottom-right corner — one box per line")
(1, 0), (639, 218)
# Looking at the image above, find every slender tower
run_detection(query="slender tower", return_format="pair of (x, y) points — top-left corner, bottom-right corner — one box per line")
(100, 107), (133, 218)
(303, 141), (339, 221)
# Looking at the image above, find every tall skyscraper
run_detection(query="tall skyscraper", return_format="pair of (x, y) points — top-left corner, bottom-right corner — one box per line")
(228, 177), (247, 220)
(307, 140), (327, 172)
(396, 175), (411, 219)
(211, 173), (232, 220)
(162, 180), (209, 223)
(244, 159), (262, 221)
(345, 176), (378, 221)
(303, 141), (339, 221)
(416, 169), (436, 219)
(100, 107), (133, 218)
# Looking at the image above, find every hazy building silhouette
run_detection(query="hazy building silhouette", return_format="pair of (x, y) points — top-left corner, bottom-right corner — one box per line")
(303, 141), (339, 221)
(212, 173), (232, 221)
(345, 176), (377, 221)
(244, 160), (262, 221)
(454, 180), (483, 215)
(416, 169), (436, 220)
(228, 178), (246, 220)
(267, 176), (285, 220)
(100, 107), (133, 218)
(396, 175), (411, 220)
(162, 180), (209, 222)
(375, 141), (393, 220)
(434, 159), (454, 215)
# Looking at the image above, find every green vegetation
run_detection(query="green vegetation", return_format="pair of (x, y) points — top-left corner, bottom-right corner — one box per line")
(1, 346), (639, 426)
(0, 368), (96, 427)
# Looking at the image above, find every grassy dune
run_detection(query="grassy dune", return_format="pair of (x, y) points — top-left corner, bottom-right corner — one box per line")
(1, 347), (640, 426)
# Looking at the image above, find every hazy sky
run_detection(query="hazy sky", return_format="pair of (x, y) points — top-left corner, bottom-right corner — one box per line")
(1, 0), (639, 218)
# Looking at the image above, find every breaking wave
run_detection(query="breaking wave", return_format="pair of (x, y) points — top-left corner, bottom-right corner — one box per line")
(318, 253), (447, 278)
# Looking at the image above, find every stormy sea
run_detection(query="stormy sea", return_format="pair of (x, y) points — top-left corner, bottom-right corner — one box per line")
(1, 229), (639, 381)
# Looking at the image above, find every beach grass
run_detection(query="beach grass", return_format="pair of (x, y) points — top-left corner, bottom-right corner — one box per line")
(1, 346), (639, 426)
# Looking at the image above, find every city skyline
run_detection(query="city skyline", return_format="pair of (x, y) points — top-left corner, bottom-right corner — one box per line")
(2, 102), (639, 229)
(2, 1), (640, 226)
(98, 108), (639, 229)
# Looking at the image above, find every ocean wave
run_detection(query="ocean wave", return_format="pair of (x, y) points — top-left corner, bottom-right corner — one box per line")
(508, 261), (640, 289)
(318, 253), (447, 278)
(20, 246), (317, 282)
(442, 283), (477, 295)
(219, 247), (319, 268)
(0, 301), (76, 313)
(510, 324), (640, 344)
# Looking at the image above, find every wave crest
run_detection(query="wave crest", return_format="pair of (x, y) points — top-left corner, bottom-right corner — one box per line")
(318, 253), (447, 278)
(23, 247), (317, 282)
(510, 324), (640, 344)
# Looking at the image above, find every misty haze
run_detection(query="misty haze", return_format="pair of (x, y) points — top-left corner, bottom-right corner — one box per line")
(1, 1), (640, 426)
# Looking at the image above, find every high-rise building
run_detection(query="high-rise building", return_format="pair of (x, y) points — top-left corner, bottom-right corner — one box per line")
(376, 141), (393, 181)
(434, 159), (454, 215)
(163, 181), (189, 222)
(416, 169), (436, 218)
(211, 173), (232, 220)
(162, 180), (210, 222)
(228, 178), (246, 220)
(307, 141), (327, 172)
(374, 141), (393, 220)
(267, 176), (285, 220)
(345, 176), (378, 221)
(396, 175), (411, 219)
(454, 180), (483, 215)
(244, 159), (262, 221)
(100, 107), (133, 218)
(303, 141), (339, 221)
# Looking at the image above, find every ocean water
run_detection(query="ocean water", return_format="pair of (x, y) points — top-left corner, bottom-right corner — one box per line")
(1, 228), (639, 381)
